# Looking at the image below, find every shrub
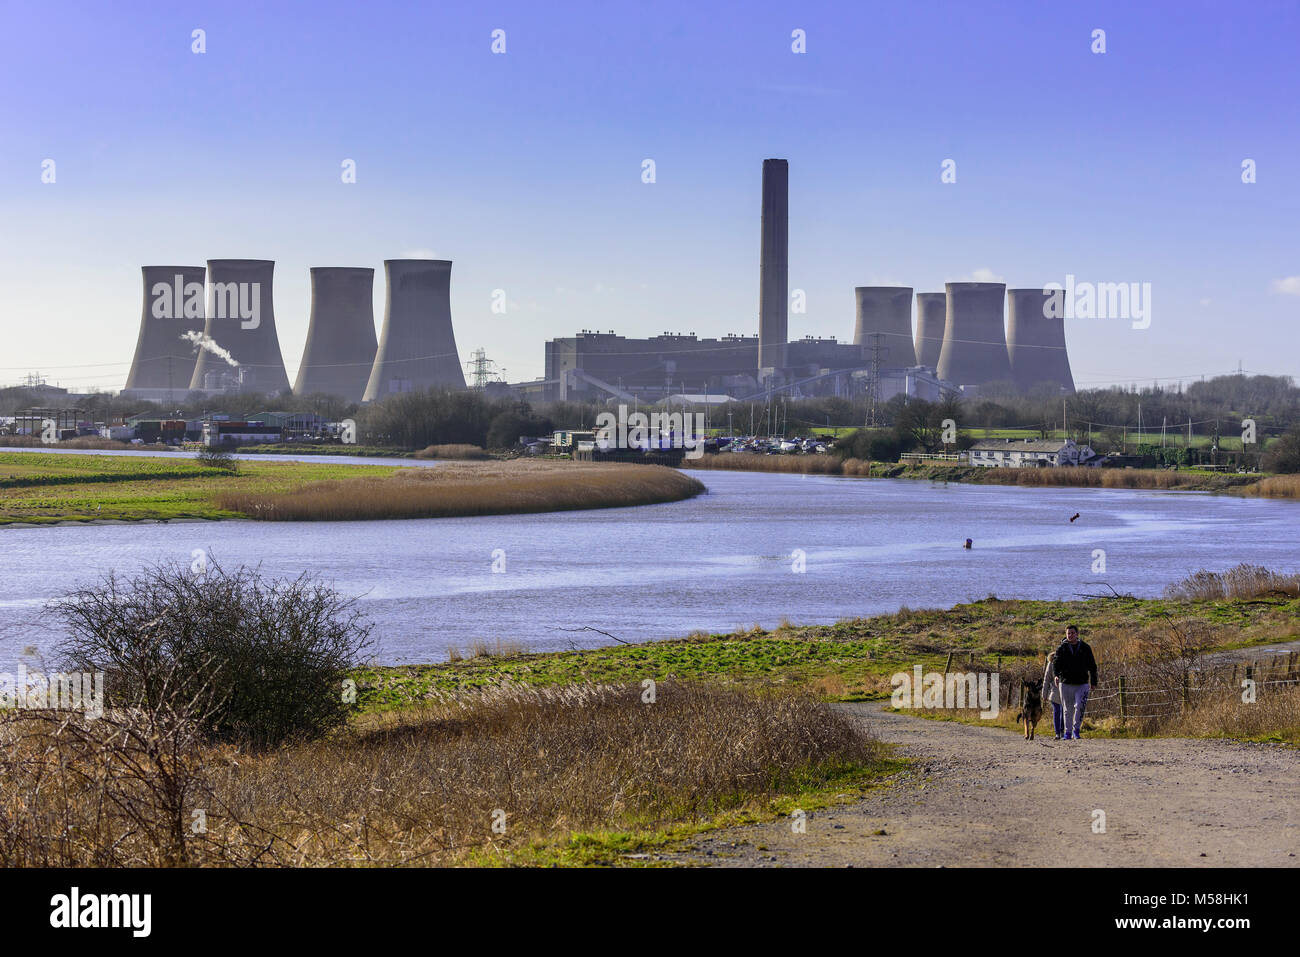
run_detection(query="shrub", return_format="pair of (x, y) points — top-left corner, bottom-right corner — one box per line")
(53, 558), (374, 749)
(196, 445), (238, 471)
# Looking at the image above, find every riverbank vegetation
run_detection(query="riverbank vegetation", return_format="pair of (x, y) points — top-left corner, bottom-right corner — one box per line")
(0, 560), (886, 866)
(215, 460), (704, 521)
(0, 453), (703, 524)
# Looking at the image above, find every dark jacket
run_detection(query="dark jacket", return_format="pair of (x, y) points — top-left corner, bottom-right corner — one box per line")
(1054, 639), (1098, 685)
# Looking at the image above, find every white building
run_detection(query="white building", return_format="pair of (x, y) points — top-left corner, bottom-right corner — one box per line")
(966, 438), (1096, 468)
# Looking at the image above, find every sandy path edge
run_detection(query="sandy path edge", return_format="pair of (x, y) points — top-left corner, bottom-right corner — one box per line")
(668, 704), (1299, 867)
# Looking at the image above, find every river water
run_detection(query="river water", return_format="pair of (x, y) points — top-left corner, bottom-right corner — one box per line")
(1, 465), (1297, 666)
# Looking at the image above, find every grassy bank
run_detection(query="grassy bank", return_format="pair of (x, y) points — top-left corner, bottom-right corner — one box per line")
(215, 460), (704, 521)
(0, 453), (704, 524)
(682, 454), (1293, 495)
(0, 451), (396, 524)
(354, 591), (1300, 708)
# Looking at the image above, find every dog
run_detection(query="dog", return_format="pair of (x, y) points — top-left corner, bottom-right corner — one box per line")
(1015, 679), (1044, 740)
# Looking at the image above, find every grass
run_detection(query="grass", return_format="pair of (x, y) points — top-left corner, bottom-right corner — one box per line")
(0, 681), (895, 866)
(0, 452), (703, 524)
(215, 460), (704, 521)
(0, 451), (396, 524)
(352, 592), (1300, 710)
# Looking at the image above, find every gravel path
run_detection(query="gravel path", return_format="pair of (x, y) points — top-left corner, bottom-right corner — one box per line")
(669, 704), (1300, 867)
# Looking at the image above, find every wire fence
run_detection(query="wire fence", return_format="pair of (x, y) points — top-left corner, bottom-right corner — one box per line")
(942, 649), (1300, 723)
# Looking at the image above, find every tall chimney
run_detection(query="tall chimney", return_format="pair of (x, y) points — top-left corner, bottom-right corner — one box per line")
(758, 158), (788, 374)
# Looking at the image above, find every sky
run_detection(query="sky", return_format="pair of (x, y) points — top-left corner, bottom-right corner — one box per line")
(1, 0), (1297, 393)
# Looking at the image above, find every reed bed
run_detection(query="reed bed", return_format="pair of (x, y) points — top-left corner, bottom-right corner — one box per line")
(1163, 564), (1300, 600)
(976, 466), (1251, 490)
(215, 460), (704, 521)
(684, 454), (842, 474)
(413, 443), (490, 460)
(1235, 474), (1300, 499)
(0, 682), (882, 867)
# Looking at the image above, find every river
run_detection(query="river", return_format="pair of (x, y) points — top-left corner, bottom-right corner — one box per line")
(1, 467), (1297, 666)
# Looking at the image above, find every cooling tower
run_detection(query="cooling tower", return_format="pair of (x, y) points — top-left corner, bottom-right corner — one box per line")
(188, 260), (292, 395)
(757, 158), (789, 373)
(914, 293), (946, 369)
(363, 259), (465, 401)
(935, 282), (1011, 387)
(293, 267), (378, 401)
(1006, 288), (1075, 394)
(124, 266), (207, 395)
(852, 287), (916, 367)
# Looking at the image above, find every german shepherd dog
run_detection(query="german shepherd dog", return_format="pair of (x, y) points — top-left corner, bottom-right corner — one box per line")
(1016, 679), (1044, 740)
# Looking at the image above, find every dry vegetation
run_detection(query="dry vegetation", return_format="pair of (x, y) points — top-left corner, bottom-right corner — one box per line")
(1236, 474), (1300, 498)
(683, 454), (842, 474)
(413, 444), (490, 460)
(1, 436), (170, 451)
(1163, 564), (1300, 601)
(215, 460), (704, 521)
(0, 682), (882, 866)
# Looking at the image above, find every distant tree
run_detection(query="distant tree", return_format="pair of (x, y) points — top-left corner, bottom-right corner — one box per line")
(1262, 427), (1300, 474)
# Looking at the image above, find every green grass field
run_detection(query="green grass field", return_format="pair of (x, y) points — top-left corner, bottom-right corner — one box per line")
(0, 452), (397, 524)
(352, 593), (1300, 711)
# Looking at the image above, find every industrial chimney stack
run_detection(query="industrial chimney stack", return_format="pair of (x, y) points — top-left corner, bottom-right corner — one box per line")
(757, 159), (789, 375)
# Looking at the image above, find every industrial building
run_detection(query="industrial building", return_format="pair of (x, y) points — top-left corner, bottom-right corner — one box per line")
(294, 267), (378, 401)
(522, 159), (1077, 404)
(936, 282), (1013, 388)
(1006, 288), (1075, 394)
(188, 260), (293, 396)
(363, 259), (466, 401)
(122, 265), (207, 402)
(853, 287), (916, 368)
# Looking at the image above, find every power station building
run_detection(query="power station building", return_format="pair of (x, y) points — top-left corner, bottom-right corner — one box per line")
(527, 159), (1076, 404)
(122, 265), (207, 403)
(1006, 288), (1075, 394)
(189, 259), (293, 396)
(363, 259), (466, 401)
(294, 267), (378, 401)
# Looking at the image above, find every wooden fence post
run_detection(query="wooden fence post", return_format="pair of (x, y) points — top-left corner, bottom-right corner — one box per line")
(1118, 675), (1127, 723)
(1181, 672), (1189, 711)
(943, 652), (953, 674)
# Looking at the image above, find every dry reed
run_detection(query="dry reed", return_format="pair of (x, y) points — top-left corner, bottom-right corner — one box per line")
(0, 682), (881, 866)
(216, 460), (704, 521)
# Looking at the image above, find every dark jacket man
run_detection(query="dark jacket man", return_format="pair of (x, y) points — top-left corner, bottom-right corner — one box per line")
(1054, 638), (1098, 686)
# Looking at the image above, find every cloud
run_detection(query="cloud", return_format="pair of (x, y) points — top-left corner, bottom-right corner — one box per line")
(400, 248), (438, 260)
(963, 267), (1006, 283)
(1270, 276), (1300, 296)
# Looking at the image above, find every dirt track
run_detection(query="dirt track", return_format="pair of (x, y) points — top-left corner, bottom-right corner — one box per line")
(670, 705), (1300, 867)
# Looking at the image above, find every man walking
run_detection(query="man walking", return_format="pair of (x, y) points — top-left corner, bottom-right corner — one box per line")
(1053, 625), (1098, 740)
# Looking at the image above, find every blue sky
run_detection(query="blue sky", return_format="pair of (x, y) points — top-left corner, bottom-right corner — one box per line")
(1, 0), (1297, 392)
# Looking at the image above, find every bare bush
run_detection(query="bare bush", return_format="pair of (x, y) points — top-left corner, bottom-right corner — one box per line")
(53, 558), (373, 749)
